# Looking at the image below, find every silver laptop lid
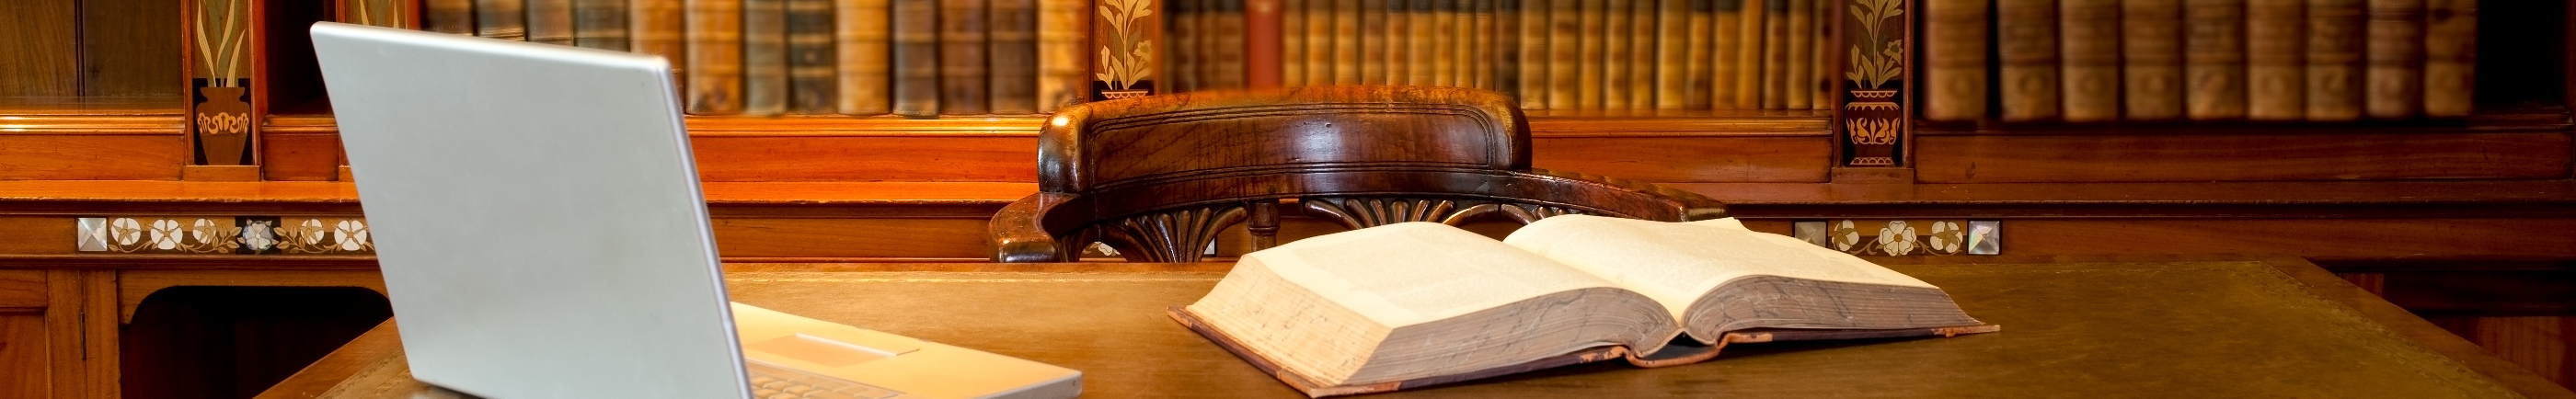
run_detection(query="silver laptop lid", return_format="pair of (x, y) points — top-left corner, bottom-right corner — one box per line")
(312, 22), (749, 399)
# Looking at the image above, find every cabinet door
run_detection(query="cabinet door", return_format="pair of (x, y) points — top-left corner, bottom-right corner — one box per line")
(0, 269), (46, 399)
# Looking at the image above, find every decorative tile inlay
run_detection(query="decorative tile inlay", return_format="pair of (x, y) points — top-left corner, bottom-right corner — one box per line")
(1841, 0), (1908, 166)
(74, 216), (372, 255)
(1791, 220), (1998, 256)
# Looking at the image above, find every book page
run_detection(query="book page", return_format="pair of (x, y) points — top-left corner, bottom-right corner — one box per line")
(1501, 215), (1933, 319)
(1249, 222), (1639, 328)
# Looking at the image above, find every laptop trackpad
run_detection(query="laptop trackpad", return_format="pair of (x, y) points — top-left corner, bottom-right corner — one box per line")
(746, 333), (919, 368)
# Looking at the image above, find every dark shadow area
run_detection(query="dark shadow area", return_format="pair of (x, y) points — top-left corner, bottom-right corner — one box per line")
(121, 286), (392, 399)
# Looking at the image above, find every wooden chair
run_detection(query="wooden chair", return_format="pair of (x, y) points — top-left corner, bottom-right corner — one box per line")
(988, 86), (1729, 262)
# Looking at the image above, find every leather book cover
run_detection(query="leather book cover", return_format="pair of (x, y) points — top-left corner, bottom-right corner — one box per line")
(2421, 0), (2474, 118)
(891, 0), (940, 117)
(1577, 0), (1604, 108)
(634, 0), (687, 86)
(527, 0), (574, 45)
(1810, 0), (1830, 109)
(1924, 0), (1990, 121)
(1516, 0), (1548, 108)
(2303, 0), (2363, 122)
(787, 0), (837, 114)
(1363, 0), (1392, 85)
(1996, 0), (2059, 121)
(1783, 0), (1813, 110)
(1603, 0), (1631, 108)
(2058, 0), (2118, 122)
(1284, 0), (1307, 86)
(475, 0), (527, 40)
(839, 0), (895, 115)
(1409, 0), (1438, 86)
(1334, 0), (1364, 85)
(1707, 0), (1737, 109)
(1546, 0), (1579, 108)
(1761, 0), (1791, 109)
(684, 0), (742, 115)
(2246, 0), (2303, 120)
(574, 0), (629, 50)
(1731, 0), (1764, 109)
(1213, 0), (1249, 90)
(1479, 0), (1502, 90)
(939, 0), (991, 114)
(1433, 0), (1460, 87)
(2122, 0), (2182, 121)
(1035, 0), (1087, 112)
(1627, 0), (1656, 108)
(426, 0), (475, 34)
(989, 0), (1041, 113)
(742, 0), (788, 116)
(1656, 0), (1692, 108)
(2363, 0), (2422, 120)
(2183, 0), (2246, 120)
(1169, 0), (1200, 93)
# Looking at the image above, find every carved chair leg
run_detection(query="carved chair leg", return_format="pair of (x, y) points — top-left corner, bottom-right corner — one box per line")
(1249, 200), (1279, 251)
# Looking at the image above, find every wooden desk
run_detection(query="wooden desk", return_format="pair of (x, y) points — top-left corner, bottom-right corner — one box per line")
(257, 256), (2576, 398)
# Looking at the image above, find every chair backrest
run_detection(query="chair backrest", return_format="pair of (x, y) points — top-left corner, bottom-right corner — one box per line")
(991, 86), (1727, 262)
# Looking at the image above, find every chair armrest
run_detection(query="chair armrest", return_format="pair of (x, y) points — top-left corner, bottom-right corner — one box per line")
(990, 192), (1084, 262)
(1523, 168), (1731, 222)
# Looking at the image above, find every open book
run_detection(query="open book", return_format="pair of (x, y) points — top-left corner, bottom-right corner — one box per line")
(1172, 215), (1999, 397)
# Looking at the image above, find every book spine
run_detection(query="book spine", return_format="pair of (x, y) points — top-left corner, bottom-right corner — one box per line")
(1035, 0), (1086, 112)
(1479, 0), (1501, 89)
(1410, 0), (1439, 86)
(1433, 0), (1459, 87)
(1479, 0), (1503, 88)
(1517, 0), (1547, 108)
(2421, 0), (2474, 118)
(1545, 0), (1579, 108)
(891, 0), (940, 117)
(1783, 0), (1811, 109)
(634, 0), (688, 88)
(1760, 0), (1789, 109)
(2184, 0), (2246, 120)
(743, 0), (788, 115)
(2304, 0), (2362, 121)
(2363, 0), (2421, 119)
(1654, 0), (1689, 108)
(1385, 0), (1409, 86)
(787, 0), (835, 114)
(1731, 0), (1762, 109)
(939, 0), (989, 113)
(2122, 0), (2182, 121)
(477, 0), (527, 40)
(528, 0), (574, 45)
(1709, 0), (1738, 109)
(1924, 0), (1990, 121)
(842, 0), (896, 115)
(2058, 0), (2118, 122)
(1601, 0), (1629, 108)
(1627, 0), (1654, 107)
(991, 0), (1040, 113)
(1216, 0), (1248, 89)
(427, 0), (475, 34)
(1996, 0), (2059, 121)
(1284, 0), (1307, 86)
(2245, 0), (2302, 120)
(573, 0), (629, 50)
(1685, 0), (1715, 109)
(1363, 0), (1391, 84)
(1811, 0), (1831, 110)
(1576, 0), (1603, 108)
(684, 0), (742, 114)
(1335, 0), (1364, 84)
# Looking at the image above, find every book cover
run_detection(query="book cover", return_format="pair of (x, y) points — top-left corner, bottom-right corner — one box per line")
(1811, 0), (1830, 110)
(1924, 0), (1990, 121)
(991, 0), (1040, 113)
(2363, 0), (2422, 120)
(1481, 0), (1503, 90)
(1997, 0), (2060, 121)
(634, 0), (687, 86)
(2122, 0), (2183, 121)
(841, 0), (895, 115)
(787, 0), (836, 114)
(527, 0), (574, 45)
(1363, 0), (1392, 85)
(1546, 0), (1579, 108)
(2304, 0), (2363, 121)
(1708, 0), (1738, 109)
(2059, 0), (2118, 122)
(940, 0), (990, 113)
(1760, 0), (1790, 109)
(1169, 0), (1199, 92)
(1035, 0), (1087, 112)
(684, 0), (742, 115)
(477, 0), (527, 40)
(573, 0), (628, 50)
(1517, 0), (1547, 108)
(1783, 0), (1812, 110)
(1603, 0), (1631, 108)
(2421, 0), (2474, 118)
(1656, 0), (1692, 108)
(1213, 0), (1248, 89)
(1495, 0), (1521, 94)
(1577, 0), (1604, 108)
(2184, 0), (2246, 120)
(2246, 0), (2302, 120)
(742, 0), (788, 116)
(1335, 0), (1364, 85)
(1627, 0), (1655, 107)
(1284, 0), (1307, 86)
(1409, 0), (1438, 86)
(1731, 0), (1764, 109)
(891, 0), (940, 117)
(1433, 0), (1460, 87)
(427, 0), (475, 34)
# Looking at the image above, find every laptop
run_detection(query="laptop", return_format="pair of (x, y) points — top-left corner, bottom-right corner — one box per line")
(309, 22), (1081, 399)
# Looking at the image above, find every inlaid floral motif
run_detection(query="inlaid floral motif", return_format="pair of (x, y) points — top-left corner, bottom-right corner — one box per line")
(1799, 220), (1993, 256)
(75, 216), (371, 255)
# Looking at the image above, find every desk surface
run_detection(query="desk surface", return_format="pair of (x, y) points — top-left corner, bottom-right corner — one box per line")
(257, 256), (2575, 399)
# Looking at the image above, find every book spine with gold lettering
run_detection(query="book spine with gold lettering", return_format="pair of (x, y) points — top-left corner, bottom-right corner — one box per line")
(990, 0), (1040, 113)
(1495, 0), (1520, 94)
(1335, 0), (1364, 85)
(1409, 0), (1438, 86)
(1433, 0), (1460, 87)
(2363, 0), (2421, 120)
(528, 0), (574, 45)
(1731, 0), (1763, 109)
(1925, 0), (1989, 121)
(428, 0), (475, 34)
(1478, 0), (1500, 89)
(2122, 0), (2182, 121)
(2184, 0), (2246, 120)
(1576, 0), (1604, 108)
(1655, 0), (1690, 108)
(1214, 0), (1248, 89)
(742, 0), (788, 116)
(1363, 0), (1392, 85)
(787, 0), (835, 114)
(2058, 0), (2118, 122)
(1546, 0), (1580, 108)
(1168, 0), (1199, 92)
(891, 0), (939, 117)
(1626, 0), (1653, 107)
(2421, 0), (2474, 118)
(684, 0), (741, 114)
(2246, 0), (2302, 120)
(1811, 0), (1830, 109)
(2304, 0), (2362, 121)
(477, 0), (527, 40)
(1783, 0), (1811, 109)
(1601, 0), (1630, 108)
(1251, 0), (1283, 88)
(1707, 0), (1736, 109)
(633, 0), (687, 91)
(1284, 0), (1307, 86)
(1517, 0), (1547, 108)
(939, 0), (990, 114)
(1036, 0), (1086, 112)
(1759, 0), (1788, 109)
(1996, 0), (2059, 121)
(841, 0), (893, 115)
(574, 0), (629, 50)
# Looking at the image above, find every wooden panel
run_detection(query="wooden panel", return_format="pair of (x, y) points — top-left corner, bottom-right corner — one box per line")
(46, 269), (115, 399)
(1993, 218), (2576, 260)
(0, 134), (188, 180)
(0, 314), (45, 399)
(710, 217), (994, 258)
(80, 0), (184, 97)
(261, 131), (344, 181)
(0, 218), (69, 256)
(0, 0), (78, 97)
(0, 270), (42, 308)
(1915, 132), (2574, 183)
(1534, 137), (1832, 183)
(2427, 316), (2576, 388)
(690, 136), (1041, 182)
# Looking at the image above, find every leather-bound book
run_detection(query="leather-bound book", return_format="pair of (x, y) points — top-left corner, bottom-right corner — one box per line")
(634, 0), (687, 85)
(1287, 0), (1321, 86)
(1602, 0), (1631, 108)
(787, 0), (835, 114)
(1385, 0), (1411, 86)
(574, 0), (629, 50)
(989, 0), (1040, 113)
(1433, 0), (1460, 87)
(1685, 0), (1717, 109)
(1996, 0), (2059, 121)
(427, 0), (475, 34)
(1655, 0), (1691, 108)
(1759, 0), (1789, 109)
(742, 0), (788, 116)
(1811, 0), (1830, 109)
(2058, 0), (2118, 122)
(1709, 0), (1739, 109)
(1627, 0), (1654, 107)
(2363, 0), (2422, 120)
(1478, 0), (1501, 90)
(1496, 0), (1522, 94)
(2304, 0), (2362, 121)
(1409, 0), (1438, 86)
(1363, 0), (1391, 85)
(528, 0), (574, 45)
(2122, 0), (2182, 121)
(2246, 0), (2302, 120)
(684, 0), (742, 115)
(1284, 0), (1307, 86)
(2184, 0), (2246, 120)
(2421, 0), (2474, 118)
(1169, 0), (1199, 92)
(1546, 0), (1579, 108)
(1577, 0), (1604, 108)
(842, 0), (895, 115)
(939, 0), (990, 114)
(1035, 0), (1087, 112)
(1517, 0), (1547, 108)
(1335, 0), (1364, 85)
(1213, 0), (1248, 89)
(891, 0), (940, 117)
(1731, 0), (1763, 109)
(1924, 0), (1989, 121)
(1782, 0), (1812, 109)
(477, 0), (527, 40)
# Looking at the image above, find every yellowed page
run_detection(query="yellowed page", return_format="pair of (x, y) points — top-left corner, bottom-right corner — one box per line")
(1501, 215), (1932, 320)
(1248, 222), (1642, 328)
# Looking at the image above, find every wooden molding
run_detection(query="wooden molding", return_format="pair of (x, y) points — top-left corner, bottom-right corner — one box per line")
(178, 165), (259, 181)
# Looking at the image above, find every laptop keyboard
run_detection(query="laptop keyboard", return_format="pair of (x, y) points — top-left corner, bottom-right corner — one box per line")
(746, 360), (909, 399)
